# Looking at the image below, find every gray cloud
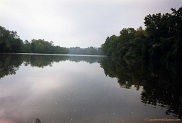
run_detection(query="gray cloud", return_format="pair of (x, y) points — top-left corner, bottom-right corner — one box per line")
(0, 0), (181, 47)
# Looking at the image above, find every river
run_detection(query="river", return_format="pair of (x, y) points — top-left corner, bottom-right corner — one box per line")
(0, 54), (181, 123)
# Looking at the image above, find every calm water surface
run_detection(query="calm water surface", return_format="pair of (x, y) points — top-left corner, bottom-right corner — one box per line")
(0, 54), (181, 123)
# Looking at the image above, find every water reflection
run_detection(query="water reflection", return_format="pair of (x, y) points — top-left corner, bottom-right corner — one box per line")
(0, 54), (22, 79)
(0, 54), (103, 79)
(0, 54), (181, 123)
(100, 58), (182, 118)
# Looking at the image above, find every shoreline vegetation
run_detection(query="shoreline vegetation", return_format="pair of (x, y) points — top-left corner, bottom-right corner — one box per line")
(101, 7), (182, 62)
(0, 27), (102, 55)
(0, 7), (182, 61)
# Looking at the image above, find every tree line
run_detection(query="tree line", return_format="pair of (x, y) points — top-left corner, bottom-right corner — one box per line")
(69, 46), (102, 55)
(0, 26), (68, 54)
(101, 7), (182, 61)
(0, 26), (102, 55)
(1, 7), (181, 57)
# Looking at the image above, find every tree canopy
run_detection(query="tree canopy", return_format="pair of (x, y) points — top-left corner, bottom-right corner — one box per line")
(0, 26), (69, 54)
(101, 7), (182, 61)
(0, 26), (23, 53)
(69, 46), (102, 55)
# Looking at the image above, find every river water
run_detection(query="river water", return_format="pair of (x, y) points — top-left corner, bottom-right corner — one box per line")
(0, 54), (181, 123)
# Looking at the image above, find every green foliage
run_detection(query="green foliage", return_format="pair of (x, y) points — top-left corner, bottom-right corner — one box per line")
(0, 26), (23, 53)
(69, 46), (102, 55)
(101, 7), (182, 62)
(101, 27), (146, 59)
(0, 26), (69, 54)
(144, 7), (182, 60)
(29, 39), (68, 54)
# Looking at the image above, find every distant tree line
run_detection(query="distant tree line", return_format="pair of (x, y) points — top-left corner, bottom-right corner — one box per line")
(101, 7), (182, 61)
(69, 46), (102, 55)
(0, 26), (102, 55)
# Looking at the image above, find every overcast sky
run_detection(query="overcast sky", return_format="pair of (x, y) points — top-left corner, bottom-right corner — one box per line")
(0, 0), (181, 48)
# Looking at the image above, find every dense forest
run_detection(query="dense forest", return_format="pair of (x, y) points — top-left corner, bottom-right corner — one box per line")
(0, 26), (101, 55)
(101, 7), (182, 61)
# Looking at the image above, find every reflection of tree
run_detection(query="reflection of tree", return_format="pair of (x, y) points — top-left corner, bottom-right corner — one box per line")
(100, 58), (143, 90)
(100, 58), (182, 118)
(0, 54), (104, 78)
(0, 54), (23, 79)
(22, 55), (103, 67)
(141, 61), (182, 118)
(22, 55), (68, 68)
(67, 55), (103, 64)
